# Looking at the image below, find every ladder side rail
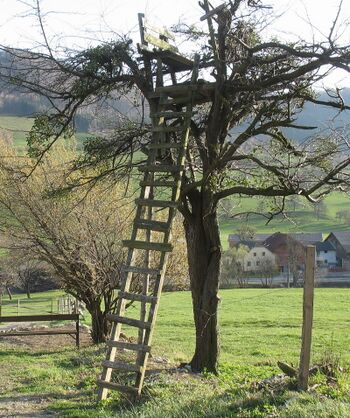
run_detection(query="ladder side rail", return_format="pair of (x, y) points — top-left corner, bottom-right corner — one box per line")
(98, 132), (160, 400)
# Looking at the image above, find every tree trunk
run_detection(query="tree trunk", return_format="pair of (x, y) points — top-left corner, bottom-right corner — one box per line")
(6, 287), (12, 300)
(26, 283), (31, 299)
(183, 191), (221, 373)
(87, 300), (109, 344)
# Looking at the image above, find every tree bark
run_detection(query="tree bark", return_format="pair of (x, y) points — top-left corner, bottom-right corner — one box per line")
(183, 190), (221, 373)
(26, 282), (31, 299)
(86, 300), (109, 344)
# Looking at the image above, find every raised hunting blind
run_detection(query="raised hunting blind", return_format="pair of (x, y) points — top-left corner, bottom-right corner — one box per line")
(97, 1), (221, 400)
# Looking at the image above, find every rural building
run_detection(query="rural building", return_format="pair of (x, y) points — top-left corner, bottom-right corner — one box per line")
(315, 241), (337, 267)
(262, 232), (306, 274)
(324, 232), (350, 269)
(228, 231), (342, 273)
(228, 233), (271, 248)
(239, 241), (276, 272)
(289, 233), (322, 245)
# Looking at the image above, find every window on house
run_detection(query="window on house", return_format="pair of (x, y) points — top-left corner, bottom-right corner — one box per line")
(325, 259), (328, 263)
(253, 252), (257, 256)
(324, 250), (328, 253)
(247, 261), (251, 267)
(256, 261), (260, 266)
(262, 252), (265, 256)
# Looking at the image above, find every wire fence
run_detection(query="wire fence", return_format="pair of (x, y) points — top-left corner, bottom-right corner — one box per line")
(0, 294), (76, 317)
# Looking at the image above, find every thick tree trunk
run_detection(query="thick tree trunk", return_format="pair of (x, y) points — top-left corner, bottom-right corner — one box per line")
(86, 300), (109, 344)
(183, 191), (221, 373)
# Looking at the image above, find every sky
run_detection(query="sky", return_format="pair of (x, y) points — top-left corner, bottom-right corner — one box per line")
(0, 0), (349, 85)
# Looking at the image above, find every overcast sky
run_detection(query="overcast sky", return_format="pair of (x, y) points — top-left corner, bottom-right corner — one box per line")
(0, 0), (349, 85)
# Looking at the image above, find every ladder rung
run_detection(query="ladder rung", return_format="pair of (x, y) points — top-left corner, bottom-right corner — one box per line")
(123, 265), (161, 276)
(135, 198), (178, 209)
(102, 360), (142, 373)
(97, 379), (139, 394)
(139, 180), (177, 187)
(135, 219), (169, 232)
(138, 165), (184, 173)
(119, 291), (158, 304)
(152, 126), (184, 133)
(148, 142), (183, 150)
(107, 340), (151, 352)
(122, 240), (173, 252)
(106, 314), (151, 330)
(161, 97), (189, 106)
(153, 111), (192, 119)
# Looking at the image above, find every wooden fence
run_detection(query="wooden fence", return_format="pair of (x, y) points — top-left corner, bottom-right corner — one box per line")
(0, 294), (80, 348)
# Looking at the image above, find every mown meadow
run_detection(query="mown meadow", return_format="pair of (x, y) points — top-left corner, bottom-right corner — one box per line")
(1, 288), (350, 417)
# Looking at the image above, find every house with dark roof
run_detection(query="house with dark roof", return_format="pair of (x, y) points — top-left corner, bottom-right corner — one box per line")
(324, 232), (350, 269)
(289, 233), (323, 245)
(238, 242), (276, 272)
(263, 232), (306, 274)
(315, 241), (336, 267)
(228, 234), (271, 248)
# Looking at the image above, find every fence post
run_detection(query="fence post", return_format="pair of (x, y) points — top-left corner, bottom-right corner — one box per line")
(298, 245), (316, 391)
(51, 299), (54, 314)
(17, 299), (20, 316)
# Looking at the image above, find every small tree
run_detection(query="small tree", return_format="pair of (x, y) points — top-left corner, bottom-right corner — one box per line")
(287, 237), (305, 288)
(312, 200), (327, 220)
(258, 257), (278, 288)
(0, 139), (131, 342)
(221, 245), (249, 288)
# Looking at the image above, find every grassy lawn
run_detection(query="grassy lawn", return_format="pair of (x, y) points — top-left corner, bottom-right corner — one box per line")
(0, 290), (67, 316)
(1, 288), (350, 417)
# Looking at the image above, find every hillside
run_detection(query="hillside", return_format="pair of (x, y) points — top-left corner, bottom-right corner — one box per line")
(220, 192), (350, 248)
(0, 115), (92, 149)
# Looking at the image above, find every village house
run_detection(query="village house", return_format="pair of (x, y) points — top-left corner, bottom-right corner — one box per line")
(263, 232), (306, 275)
(315, 241), (337, 267)
(229, 231), (343, 274)
(289, 233), (322, 245)
(238, 241), (276, 272)
(324, 232), (350, 269)
(228, 233), (271, 248)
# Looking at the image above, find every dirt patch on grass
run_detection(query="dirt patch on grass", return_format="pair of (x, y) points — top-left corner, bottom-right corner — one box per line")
(0, 326), (92, 350)
(0, 394), (58, 417)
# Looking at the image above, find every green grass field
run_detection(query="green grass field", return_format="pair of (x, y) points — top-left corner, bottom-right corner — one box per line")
(1, 288), (350, 417)
(0, 115), (91, 149)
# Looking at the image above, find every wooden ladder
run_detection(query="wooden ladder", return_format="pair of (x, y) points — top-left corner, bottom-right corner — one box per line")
(97, 59), (199, 400)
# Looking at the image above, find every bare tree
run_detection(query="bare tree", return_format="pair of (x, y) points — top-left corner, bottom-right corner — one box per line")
(287, 237), (306, 287)
(1, 0), (350, 371)
(258, 257), (278, 288)
(0, 139), (131, 343)
(5, 255), (55, 298)
(221, 245), (249, 288)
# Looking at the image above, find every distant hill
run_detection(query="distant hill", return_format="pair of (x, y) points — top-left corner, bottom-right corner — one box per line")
(0, 51), (349, 139)
(287, 88), (350, 142)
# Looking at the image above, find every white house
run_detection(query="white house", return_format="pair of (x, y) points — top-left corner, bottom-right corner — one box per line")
(315, 241), (337, 267)
(241, 242), (276, 272)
